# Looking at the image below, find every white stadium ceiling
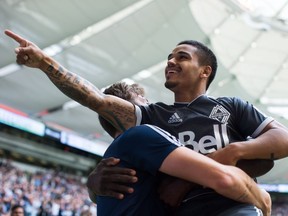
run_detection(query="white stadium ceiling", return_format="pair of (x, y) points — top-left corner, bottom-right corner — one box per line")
(1, 0), (288, 184)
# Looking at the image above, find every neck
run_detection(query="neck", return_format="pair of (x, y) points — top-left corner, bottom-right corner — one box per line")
(174, 89), (206, 103)
(113, 131), (122, 138)
(167, 80), (207, 103)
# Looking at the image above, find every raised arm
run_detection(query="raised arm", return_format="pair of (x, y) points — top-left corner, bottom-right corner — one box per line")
(5, 30), (136, 132)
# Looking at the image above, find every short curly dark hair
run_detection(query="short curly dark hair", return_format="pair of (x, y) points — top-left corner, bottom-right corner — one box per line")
(177, 40), (218, 90)
(11, 205), (24, 215)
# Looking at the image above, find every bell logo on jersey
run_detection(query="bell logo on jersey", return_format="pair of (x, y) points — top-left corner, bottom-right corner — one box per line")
(209, 105), (230, 124)
(178, 124), (229, 154)
(168, 112), (183, 123)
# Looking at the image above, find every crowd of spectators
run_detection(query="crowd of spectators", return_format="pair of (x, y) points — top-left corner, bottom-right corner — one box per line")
(272, 202), (288, 216)
(1, 157), (288, 216)
(0, 158), (96, 216)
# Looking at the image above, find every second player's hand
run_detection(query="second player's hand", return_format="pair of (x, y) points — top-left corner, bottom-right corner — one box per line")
(207, 143), (274, 178)
(158, 176), (195, 207)
(86, 157), (138, 200)
(5, 29), (45, 68)
(207, 143), (239, 166)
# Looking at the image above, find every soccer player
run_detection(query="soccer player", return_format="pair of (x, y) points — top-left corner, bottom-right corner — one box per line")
(94, 82), (270, 216)
(6, 29), (288, 215)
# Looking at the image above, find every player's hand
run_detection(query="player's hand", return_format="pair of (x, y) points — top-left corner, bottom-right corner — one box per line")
(5, 29), (45, 68)
(207, 143), (274, 178)
(86, 157), (138, 201)
(260, 189), (271, 216)
(158, 176), (197, 207)
(207, 146), (238, 166)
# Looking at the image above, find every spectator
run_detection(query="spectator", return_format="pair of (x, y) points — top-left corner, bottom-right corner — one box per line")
(11, 205), (24, 216)
(0, 159), (96, 216)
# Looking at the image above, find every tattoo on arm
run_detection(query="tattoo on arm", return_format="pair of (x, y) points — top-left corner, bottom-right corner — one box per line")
(44, 63), (134, 130)
(44, 63), (99, 105)
(101, 103), (136, 132)
(103, 111), (126, 133)
(82, 80), (92, 94)
(270, 153), (278, 160)
(47, 63), (54, 73)
(65, 70), (74, 81)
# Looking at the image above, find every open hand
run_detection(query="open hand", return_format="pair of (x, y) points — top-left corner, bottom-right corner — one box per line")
(86, 157), (138, 201)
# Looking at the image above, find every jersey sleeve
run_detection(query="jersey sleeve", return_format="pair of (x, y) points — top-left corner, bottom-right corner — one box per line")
(229, 97), (274, 138)
(116, 125), (180, 175)
(134, 105), (143, 126)
(136, 103), (171, 125)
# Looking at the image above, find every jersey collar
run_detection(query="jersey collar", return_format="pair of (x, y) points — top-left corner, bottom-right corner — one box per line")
(174, 94), (206, 107)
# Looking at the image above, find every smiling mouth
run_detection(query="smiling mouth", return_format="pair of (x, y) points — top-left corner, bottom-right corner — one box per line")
(166, 69), (178, 79)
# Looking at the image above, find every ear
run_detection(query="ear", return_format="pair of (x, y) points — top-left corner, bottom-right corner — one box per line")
(200, 66), (212, 78)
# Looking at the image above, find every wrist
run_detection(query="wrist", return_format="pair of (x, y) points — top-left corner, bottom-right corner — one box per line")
(39, 55), (54, 72)
(226, 142), (243, 161)
(88, 188), (97, 203)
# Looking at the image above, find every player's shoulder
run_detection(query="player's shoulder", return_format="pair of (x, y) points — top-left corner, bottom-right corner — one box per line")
(144, 102), (173, 110)
(154, 102), (171, 107)
(207, 95), (244, 105)
(206, 96), (250, 113)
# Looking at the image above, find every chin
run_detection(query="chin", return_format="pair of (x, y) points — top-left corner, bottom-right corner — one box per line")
(164, 81), (177, 90)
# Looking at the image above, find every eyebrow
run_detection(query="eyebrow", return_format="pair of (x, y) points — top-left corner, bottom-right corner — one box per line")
(177, 51), (190, 56)
(167, 51), (190, 60)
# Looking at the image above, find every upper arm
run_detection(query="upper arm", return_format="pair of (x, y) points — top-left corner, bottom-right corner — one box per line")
(252, 120), (288, 160)
(260, 120), (288, 135)
(96, 95), (137, 132)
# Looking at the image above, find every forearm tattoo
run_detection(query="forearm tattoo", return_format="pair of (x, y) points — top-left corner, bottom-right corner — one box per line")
(102, 110), (128, 133)
(45, 63), (101, 106)
(44, 63), (135, 131)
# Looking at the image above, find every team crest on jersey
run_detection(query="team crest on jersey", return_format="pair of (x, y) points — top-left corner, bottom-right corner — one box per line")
(209, 105), (230, 123)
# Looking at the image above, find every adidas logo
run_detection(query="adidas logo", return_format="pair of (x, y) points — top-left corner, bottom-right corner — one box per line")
(168, 112), (183, 124)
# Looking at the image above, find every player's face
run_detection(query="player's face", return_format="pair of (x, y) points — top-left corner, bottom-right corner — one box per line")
(164, 44), (203, 92)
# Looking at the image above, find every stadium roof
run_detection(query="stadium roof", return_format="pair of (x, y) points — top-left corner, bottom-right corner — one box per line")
(1, 0), (288, 184)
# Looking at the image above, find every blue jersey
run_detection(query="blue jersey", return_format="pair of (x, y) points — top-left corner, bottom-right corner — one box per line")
(97, 124), (182, 216)
(136, 95), (273, 154)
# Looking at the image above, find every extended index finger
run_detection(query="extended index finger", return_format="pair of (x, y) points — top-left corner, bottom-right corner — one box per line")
(4, 29), (26, 45)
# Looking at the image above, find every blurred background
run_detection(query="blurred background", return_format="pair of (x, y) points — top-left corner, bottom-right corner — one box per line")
(1, 0), (288, 215)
